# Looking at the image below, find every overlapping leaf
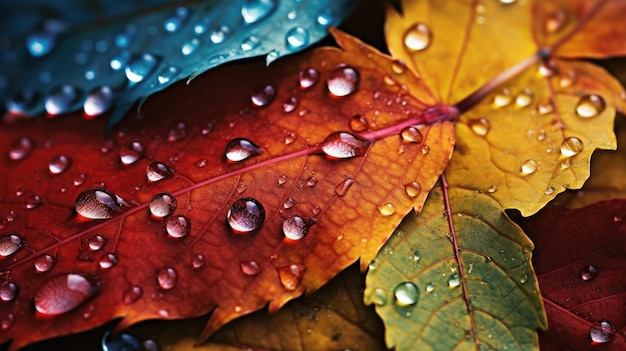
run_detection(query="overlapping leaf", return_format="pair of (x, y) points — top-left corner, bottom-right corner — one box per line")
(0, 29), (455, 350)
(0, 0), (359, 126)
(516, 201), (626, 350)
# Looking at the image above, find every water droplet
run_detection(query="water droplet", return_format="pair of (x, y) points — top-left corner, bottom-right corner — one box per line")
(25, 195), (44, 209)
(87, 235), (106, 251)
(559, 70), (576, 88)
(157, 267), (177, 290)
(306, 176), (318, 187)
(283, 96), (299, 113)
(413, 250), (422, 262)
(240, 260), (261, 276)
(119, 141), (145, 166)
(0, 281), (18, 302)
(515, 89), (533, 107)
(400, 126), (424, 143)
(364, 288), (387, 306)
(241, 35), (260, 51)
(590, 320), (616, 343)
(493, 89), (512, 107)
(425, 282), (435, 292)
(391, 60), (407, 74)
(285, 26), (309, 50)
(75, 188), (122, 219)
(8, 137), (34, 161)
(82, 86), (114, 118)
(581, 265), (598, 281)
(299, 68), (319, 89)
(520, 159), (538, 175)
(225, 138), (263, 162)
(250, 84), (276, 107)
(266, 49), (279, 65)
(394, 282), (419, 306)
(181, 38), (200, 56)
(242, 0), (278, 24)
(321, 132), (371, 159)
(34, 272), (101, 316)
(349, 115), (369, 132)
(191, 254), (205, 269)
(467, 118), (491, 137)
(283, 197), (296, 209)
(163, 6), (189, 33)
(209, 25), (230, 44)
(544, 186), (555, 195)
(45, 85), (79, 116)
(122, 286), (142, 304)
(149, 193), (177, 218)
(520, 274), (528, 284)
(277, 174), (288, 186)
(277, 264), (305, 290)
(316, 7), (334, 25)
(378, 203), (396, 216)
(6, 89), (40, 116)
(327, 65), (360, 97)
(334, 178), (355, 197)
(164, 215), (190, 239)
(538, 60), (558, 77)
(227, 198), (265, 234)
(403, 23), (432, 51)
(282, 216), (309, 240)
(125, 53), (159, 83)
(545, 10), (567, 33)
(613, 213), (624, 223)
(448, 273), (461, 288)
(48, 154), (71, 175)
(101, 331), (142, 351)
(403, 181), (421, 198)
(576, 95), (606, 118)
(26, 30), (58, 57)
(34, 254), (54, 273)
(0, 233), (23, 257)
(99, 253), (118, 269)
(560, 137), (584, 157)
(146, 162), (174, 182)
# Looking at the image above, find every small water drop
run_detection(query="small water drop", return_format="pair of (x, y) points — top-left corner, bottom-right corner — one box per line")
(122, 286), (143, 304)
(26, 31), (58, 57)
(8, 137), (34, 161)
(391, 60), (407, 74)
(467, 118), (491, 137)
(448, 273), (461, 288)
(413, 250), (422, 262)
(282, 216), (309, 241)
(125, 53), (159, 83)
(493, 89), (512, 107)
(25, 195), (44, 209)
(278, 174), (288, 186)
(404, 181), (421, 198)
(283, 96), (299, 113)
(164, 215), (190, 239)
(88, 235), (107, 251)
(581, 265), (598, 281)
(157, 267), (177, 290)
(559, 70), (576, 88)
(149, 193), (177, 218)
(515, 89), (534, 107)
(209, 25), (231, 44)
(299, 68), (319, 89)
(0, 233), (23, 257)
(378, 203), (396, 216)
(560, 137), (584, 157)
(403, 23), (432, 51)
(421, 145), (430, 155)
(75, 188), (122, 219)
(394, 282), (419, 306)
(45, 85), (79, 116)
(285, 26), (309, 50)
(284, 132), (297, 145)
(545, 10), (567, 33)
(536, 98), (554, 115)
(34, 254), (54, 273)
(576, 95), (606, 118)
(119, 141), (145, 166)
(560, 159), (572, 169)
(283, 197), (296, 209)
(277, 264), (305, 290)
(99, 253), (118, 269)
(317, 8), (334, 26)
(48, 154), (71, 175)
(181, 38), (200, 56)
(227, 198), (265, 234)
(349, 115), (369, 132)
(520, 274), (528, 284)
(241, 35), (260, 51)
(364, 288), (387, 306)
(241, 0), (278, 24)
(538, 59), (558, 77)
(590, 320), (616, 343)
(326, 65), (360, 97)
(425, 282), (435, 293)
(306, 176), (318, 187)
(146, 162), (174, 182)
(544, 186), (555, 195)
(101, 330), (142, 351)
(240, 260), (261, 276)
(400, 126), (424, 143)
(520, 159), (538, 175)
(191, 254), (205, 269)
(321, 132), (371, 159)
(34, 272), (101, 316)
(225, 138), (263, 162)
(334, 178), (355, 197)
(163, 6), (189, 33)
(0, 282), (18, 302)
(613, 213), (624, 223)
(83, 86), (114, 118)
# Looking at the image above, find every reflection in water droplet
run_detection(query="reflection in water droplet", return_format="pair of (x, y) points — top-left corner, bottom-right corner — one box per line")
(164, 215), (190, 238)
(559, 70), (576, 88)
(8, 137), (34, 161)
(99, 253), (118, 269)
(48, 154), (71, 175)
(317, 8), (334, 26)
(560, 137), (584, 157)
(560, 159), (572, 170)
(400, 126), (424, 143)
(88, 235), (106, 251)
(544, 187), (555, 195)
(157, 267), (177, 290)
(119, 141), (145, 166)
(394, 282), (419, 306)
(365, 287), (387, 306)
(576, 94), (606, 118)
(321, 132), (371, 159)
(26, 31), (58, 57)
(149, 193), (177, 218)
(404, 182), (421, 198)
(283, 96), (299, 113)
(282, 216), (309, 240)
(250, 84), (275, 107)
(45, 85), (79, 116)
(181, 38), (200, 56)
(520, 159), (538, 175)
(146, 162), (174, 182)
(125, 53), (159, 83)
(545, 10), (567, 33)
(277, 264), (305, 290)
(25, 195), (44, 209)
(240, 260), (261, 276)
(413, 250), (421, 262)
(225, 138), (263, 162)
(378, 203), (396, 216)
(123, 286), (143, 304)
(306, 176), (318, 187)
(334, 178), (355, 197)
(421, 145), (430, 155)
(283, 198), (296, 209)
(227, 198), (265, 234)
(327, 65), (360, 97)
(425, 282), (435, 293)
(34, 272), (101, 316)
(391, 60), (406, 74)
(191, 254), (205, 269)
(101, 330), (142, 351)
(581, 265), (598, 281)
(285, 26), (309, 50)
(75, 188), (122, 219)
(493, 89), (512, 107)
(403, 23), (432, 51)
(241, 0), (278, 24)
(34, 254), (54, 273)
(349, 115), (369, 132)
(0, 282), (18, 302)
(163, 6), (189, 33)
(590, 320), (616, 343)
(6, 89), (40, 116)
(538, 60), (558, 77)
(448, 273), (461, 288)
(468, 118), (491, 137)
(515, 89), (533, 107)
(299, 68), (319, 89)
(83, 86), (114, 118)
(241, 35), (260, 51)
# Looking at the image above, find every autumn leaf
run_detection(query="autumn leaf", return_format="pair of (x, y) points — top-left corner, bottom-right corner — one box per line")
(0, 28), (455, 350)
(515, 201), (626, 350)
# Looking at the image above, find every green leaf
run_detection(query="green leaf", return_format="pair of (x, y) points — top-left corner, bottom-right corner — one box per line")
(365, 184), (546, 351)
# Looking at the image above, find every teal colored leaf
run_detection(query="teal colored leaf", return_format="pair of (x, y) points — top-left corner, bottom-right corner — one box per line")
(0, 0), (359, 126)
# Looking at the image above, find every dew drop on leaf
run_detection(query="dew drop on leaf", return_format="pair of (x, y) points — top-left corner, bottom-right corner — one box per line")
(614, 213), (624, 223)
(227, 198), (265, 234)
(321, 131), (371, 159)
(544, 187), (555, 195)
(101, 330), (142, 351)
(536, 98), (554, 115)
(378, 203), (396, 216)
(425, 282), (435, 293)
(393, 282), (419, 306)
(515, 89), (533, 107)
(590, 320), (616, 343)
(146, 162), (174, 182)
(0, 233), (23, 258)
(326, 65), (360, 97)
(277, 264), (305, 290)
(364, 287), (387, 306)
(448, 273), (461, 288)
(413, 250), (422, 262)
(83, 86), (114, 118)
(285, 26), (309, 50)
(299, 68), (319, 89)
(560, 137), (584, 157)
(123, 286), (143, 305)
(560, 159), (572, 170)
(48, 154), (71, 175)
(283, 197), (296, 209)
(181, 38), (200, 56)
(316, 8), (334, 26)
(545, 9), (567, 33)
(167, 122), (187, 142)
(75, 188), (121, 219)
(467, 118), (491, 137)
(391, 59), (406, 74)
(581, 265), (598, 281)
(334, 178), (355, 197)
(239, 260), (261, 276)
(538, 60), (558, 77)
(224, 138), (263, 162)
(282, 96), (299, 113)
(149, 193), (177, 218)
(26, 31), (58, 57)
(34, 254), (55, 273)
(250, 84), (276, 107)
(404, 181), (421, 198)
(163, 6), (190, 33)
(403, 22), (432, 51)
(0, 282), (18, 302)
(8, 137), (34, 161)
(119, 141), (145, 166)
(125, 53), (159, 83)
(88, 235), (106, 251)
(241, 0), (277, 24)
(99, 253), (118, 269)
(306, 176), (318, 187)
(576, 94), (606, 118)
(25, 194), (44, 209)
(33, 272), (101, 316)
(349, 114), (369, 132)
(164, 215), (190, 238)
(282, 215), (308, 240)
(241, 35), (260, 51)
(520, 159), (538, 175)
(45, 84), (79, 116)
(493, 89), (512, 107)
(191, 254), (205, 269)
(157, 267), (177, 290)
(400, 126), (423, 143)
(559, 70), (576, 88)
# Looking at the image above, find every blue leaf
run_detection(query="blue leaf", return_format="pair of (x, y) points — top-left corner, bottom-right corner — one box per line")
(0, 0), (359, 127)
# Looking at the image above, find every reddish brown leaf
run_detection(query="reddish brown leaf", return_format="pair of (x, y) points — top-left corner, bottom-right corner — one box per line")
(516, 201), (626, 350)
(0, 29), (454, 349)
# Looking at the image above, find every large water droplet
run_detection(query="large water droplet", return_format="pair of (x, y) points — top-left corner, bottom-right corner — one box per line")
(560, 137), (584, 157)
(157, 267), (177, 290)
(0, 282), (18, 302)
(149, 193), (177, 218)
(576, 95), (606, 118)
(125, 53), (159, 83)
(34, 254), (54, 273)
(224, 138), (263, 162)
(34, 272), (101, 316)
(45, 85), (79, 116)
(403, 23), (432, 51)
(99, 253), (118, 269)
(448, 273), (461, 288)
(327, 65), (360, 97)
(400, 126), (424, 143)
(164, 215), (190, 238)
(520, 159), (538, 175)
(581, 265), (598, 281)
(88, 235), (106, 251)
(334, 178), (355, 197)
(394, 282), (419, 306)
(146, 162), (174, 182)
(240, 260), (261, 276)
(378, 203), (396, 216)
(48, 154), (71, 175)
(282, 215), (309, 241)
(83, 86), (114, 118)
(299, 68), (319, 89)
(321, 132), (371, 159)
(242, 0), (277, 24)
(101, 330), (142, 351)
(277, 264), (305, 290)
(75, 188), (124, 219)
(283, 197), (296, 209)
(122, 286), (143, 304)
(227, 198), (265, 234)
(8, 137), (34, 161)
(404, 182), (421, 198)
(0, 233), (24, 258)
(590, 320), (616, 343)
(251, 84), (276, 107)
(285, 26), (309, 50)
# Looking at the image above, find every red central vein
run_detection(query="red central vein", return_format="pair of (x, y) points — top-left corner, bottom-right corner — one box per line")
(440, 174), (480, 348)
